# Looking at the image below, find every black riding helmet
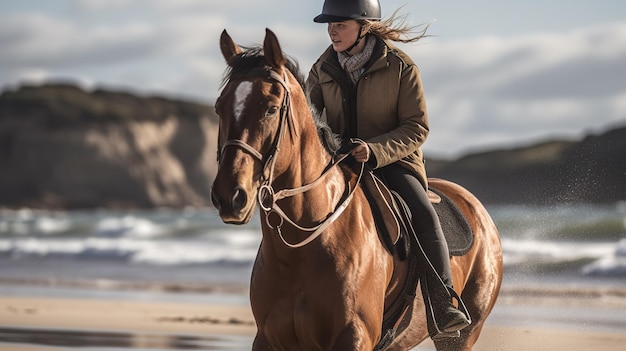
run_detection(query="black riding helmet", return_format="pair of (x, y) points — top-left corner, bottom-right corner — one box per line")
(314, 0), (381, 53)
(313, 0), (381, 23)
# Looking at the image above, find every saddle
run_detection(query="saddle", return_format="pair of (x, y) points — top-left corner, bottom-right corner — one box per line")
(360, 171), (474, 350)
(361, 172), (474, 258)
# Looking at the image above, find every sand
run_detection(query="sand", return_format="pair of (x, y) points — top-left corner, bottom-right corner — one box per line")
(1, 294), (625, 351)
(0, 296), (256, 337)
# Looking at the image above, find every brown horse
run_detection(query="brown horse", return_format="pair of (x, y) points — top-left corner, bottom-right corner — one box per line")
(210, 28), (503, 351)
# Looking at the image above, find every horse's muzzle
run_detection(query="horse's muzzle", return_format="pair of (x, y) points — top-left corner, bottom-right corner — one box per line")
(211, 185), (253, 224)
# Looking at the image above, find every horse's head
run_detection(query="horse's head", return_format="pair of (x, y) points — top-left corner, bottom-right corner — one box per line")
(211, 29), (301, 224)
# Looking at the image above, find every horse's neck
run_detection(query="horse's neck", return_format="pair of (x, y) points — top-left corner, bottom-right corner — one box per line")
(261, 77), (349, 250)
(269, 115), (346, 231)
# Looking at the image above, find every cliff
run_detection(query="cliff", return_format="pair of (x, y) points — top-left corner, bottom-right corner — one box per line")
(0, 84), (219, 209)
(426, 125), (626, 205)
(1, 83), (623, 209)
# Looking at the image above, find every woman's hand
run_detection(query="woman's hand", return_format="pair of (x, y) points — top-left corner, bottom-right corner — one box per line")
(350, 138), (370, 162)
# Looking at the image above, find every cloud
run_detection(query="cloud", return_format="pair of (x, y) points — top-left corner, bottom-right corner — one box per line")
(409, 22), (626, 98)
(402, 22), (626, 156)
(0, 9), (229, 97)
(0, 13), (159, 68)
(491, 23), (626, 100)
(1, 3), (624, 158)
(0, 2), (321, 96)
(72, 0), (134, 12)
(73, 0), (316, 14)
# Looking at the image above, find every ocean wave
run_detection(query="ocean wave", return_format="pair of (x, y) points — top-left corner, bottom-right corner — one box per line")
(0, 208), (262, 239)
(0, 209), (72, 236)
(502, 237), (626, 277)
(0, 230), (261, 266)
(0, 208), (264, 266)
(490, 203), (626, 241)
(502, 238), (615, 264)
(4, 235), (624, 278)
(93, 215), (169, 239)
(1, 206), (625, 279)
(582, 239), (626, 277)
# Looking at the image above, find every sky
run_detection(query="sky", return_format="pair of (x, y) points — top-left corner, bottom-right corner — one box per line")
(1, 0), (625, 158)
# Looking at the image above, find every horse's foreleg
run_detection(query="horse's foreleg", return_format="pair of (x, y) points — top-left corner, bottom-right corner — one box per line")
(252, 333), (271, 351)
(331, 320), (377, 351)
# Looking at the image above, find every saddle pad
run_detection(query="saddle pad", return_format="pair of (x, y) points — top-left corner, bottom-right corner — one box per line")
(429, 186), (474, 256)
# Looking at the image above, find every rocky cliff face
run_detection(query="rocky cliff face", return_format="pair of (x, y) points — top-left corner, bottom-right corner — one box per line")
(0, 84), (218, 209)
(1, 84), (623, 209)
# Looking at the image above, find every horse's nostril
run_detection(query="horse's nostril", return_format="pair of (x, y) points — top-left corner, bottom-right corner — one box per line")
(232, 187), (248, 212)
(211, 190), (222, 210)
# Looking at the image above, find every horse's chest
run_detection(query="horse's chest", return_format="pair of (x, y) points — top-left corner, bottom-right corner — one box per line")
(261, 293), (339, 348)
(250, 250), (358, 346)
(261, 298), (300, 342)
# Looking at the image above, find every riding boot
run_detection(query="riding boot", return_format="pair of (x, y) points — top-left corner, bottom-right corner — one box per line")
(419, 227), (471, 335)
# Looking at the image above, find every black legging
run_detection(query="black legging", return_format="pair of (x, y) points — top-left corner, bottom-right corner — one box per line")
(374, 163), (453, 289)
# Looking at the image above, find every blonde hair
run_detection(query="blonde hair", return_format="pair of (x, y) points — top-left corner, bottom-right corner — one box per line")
(360, 8), (432, 43)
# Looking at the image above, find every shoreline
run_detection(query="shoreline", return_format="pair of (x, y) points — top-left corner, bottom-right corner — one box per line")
(1, 291), (625, 351)
(2, 279), (626, 308)
(2, 275), (626, 299)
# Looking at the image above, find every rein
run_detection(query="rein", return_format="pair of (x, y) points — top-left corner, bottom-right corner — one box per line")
(265, 152), (364, 248)
(218, 68), (364, 248)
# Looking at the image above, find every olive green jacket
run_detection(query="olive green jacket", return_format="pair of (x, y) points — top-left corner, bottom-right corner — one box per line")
(307, 36), (430, 188)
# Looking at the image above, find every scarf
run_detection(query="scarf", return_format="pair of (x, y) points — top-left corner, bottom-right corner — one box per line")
(337, 35), (376, 85)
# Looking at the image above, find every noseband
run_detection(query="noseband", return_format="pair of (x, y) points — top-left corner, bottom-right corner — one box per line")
(217, 67), (363, 248)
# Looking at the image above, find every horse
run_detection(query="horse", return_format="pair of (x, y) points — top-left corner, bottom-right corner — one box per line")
(210, 28), (503, 351)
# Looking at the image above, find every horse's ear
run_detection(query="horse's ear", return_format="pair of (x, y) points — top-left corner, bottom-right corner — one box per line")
(220, 29), (242, 65)
(263, 28), (286, 69)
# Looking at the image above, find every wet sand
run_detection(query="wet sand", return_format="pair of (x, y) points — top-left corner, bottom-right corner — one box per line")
(1, 292), (625, 350)
(0, 296), (255, 336)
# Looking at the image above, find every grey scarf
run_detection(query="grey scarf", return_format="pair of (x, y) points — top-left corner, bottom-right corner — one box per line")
(337, 35), (376, 85)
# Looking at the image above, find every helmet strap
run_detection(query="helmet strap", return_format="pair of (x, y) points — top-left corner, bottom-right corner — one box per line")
(344, 26), (367, 55)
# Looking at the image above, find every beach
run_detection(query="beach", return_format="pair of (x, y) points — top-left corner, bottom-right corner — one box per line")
(1, 205), (625, 350)
(1, 285), (625, 351)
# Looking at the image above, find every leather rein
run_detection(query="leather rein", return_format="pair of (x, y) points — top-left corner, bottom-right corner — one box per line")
(218, 68), (364, 248)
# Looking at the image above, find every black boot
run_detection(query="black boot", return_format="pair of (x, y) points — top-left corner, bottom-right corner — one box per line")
(426, 285), (471, 340)
(418, 227), (471, 337)
(438, 295), (471, 333)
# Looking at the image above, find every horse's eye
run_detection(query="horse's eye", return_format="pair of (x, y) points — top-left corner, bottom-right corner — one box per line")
(265, 106), (279, 117)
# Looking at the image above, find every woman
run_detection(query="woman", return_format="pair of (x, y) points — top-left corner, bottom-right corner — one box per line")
(306, 0), (471, 337)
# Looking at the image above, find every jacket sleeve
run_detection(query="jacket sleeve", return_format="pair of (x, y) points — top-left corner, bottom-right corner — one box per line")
(366, 64), (429, 168)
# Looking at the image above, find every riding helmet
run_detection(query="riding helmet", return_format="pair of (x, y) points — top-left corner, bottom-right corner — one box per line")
(313, 0), (381, 23)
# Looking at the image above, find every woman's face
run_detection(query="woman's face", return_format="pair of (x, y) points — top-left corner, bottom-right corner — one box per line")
(327, 20), (361, 53)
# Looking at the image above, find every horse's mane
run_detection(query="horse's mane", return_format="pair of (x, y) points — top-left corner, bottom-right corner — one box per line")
(314, 113), (342, 156)
(221, 45), (341, 156)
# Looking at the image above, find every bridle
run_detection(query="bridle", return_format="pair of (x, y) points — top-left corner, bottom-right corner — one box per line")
(217, 67), (364, 248)
(218, 68), (291, 190)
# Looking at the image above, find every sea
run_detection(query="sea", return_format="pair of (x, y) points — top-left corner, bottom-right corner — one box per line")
(1, 202), (625, 349)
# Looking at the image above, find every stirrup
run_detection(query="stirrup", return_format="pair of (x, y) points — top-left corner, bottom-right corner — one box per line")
(440, 305), (471, 333)
(431, 330), (460, 340)
(447, 286), (472, 326)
